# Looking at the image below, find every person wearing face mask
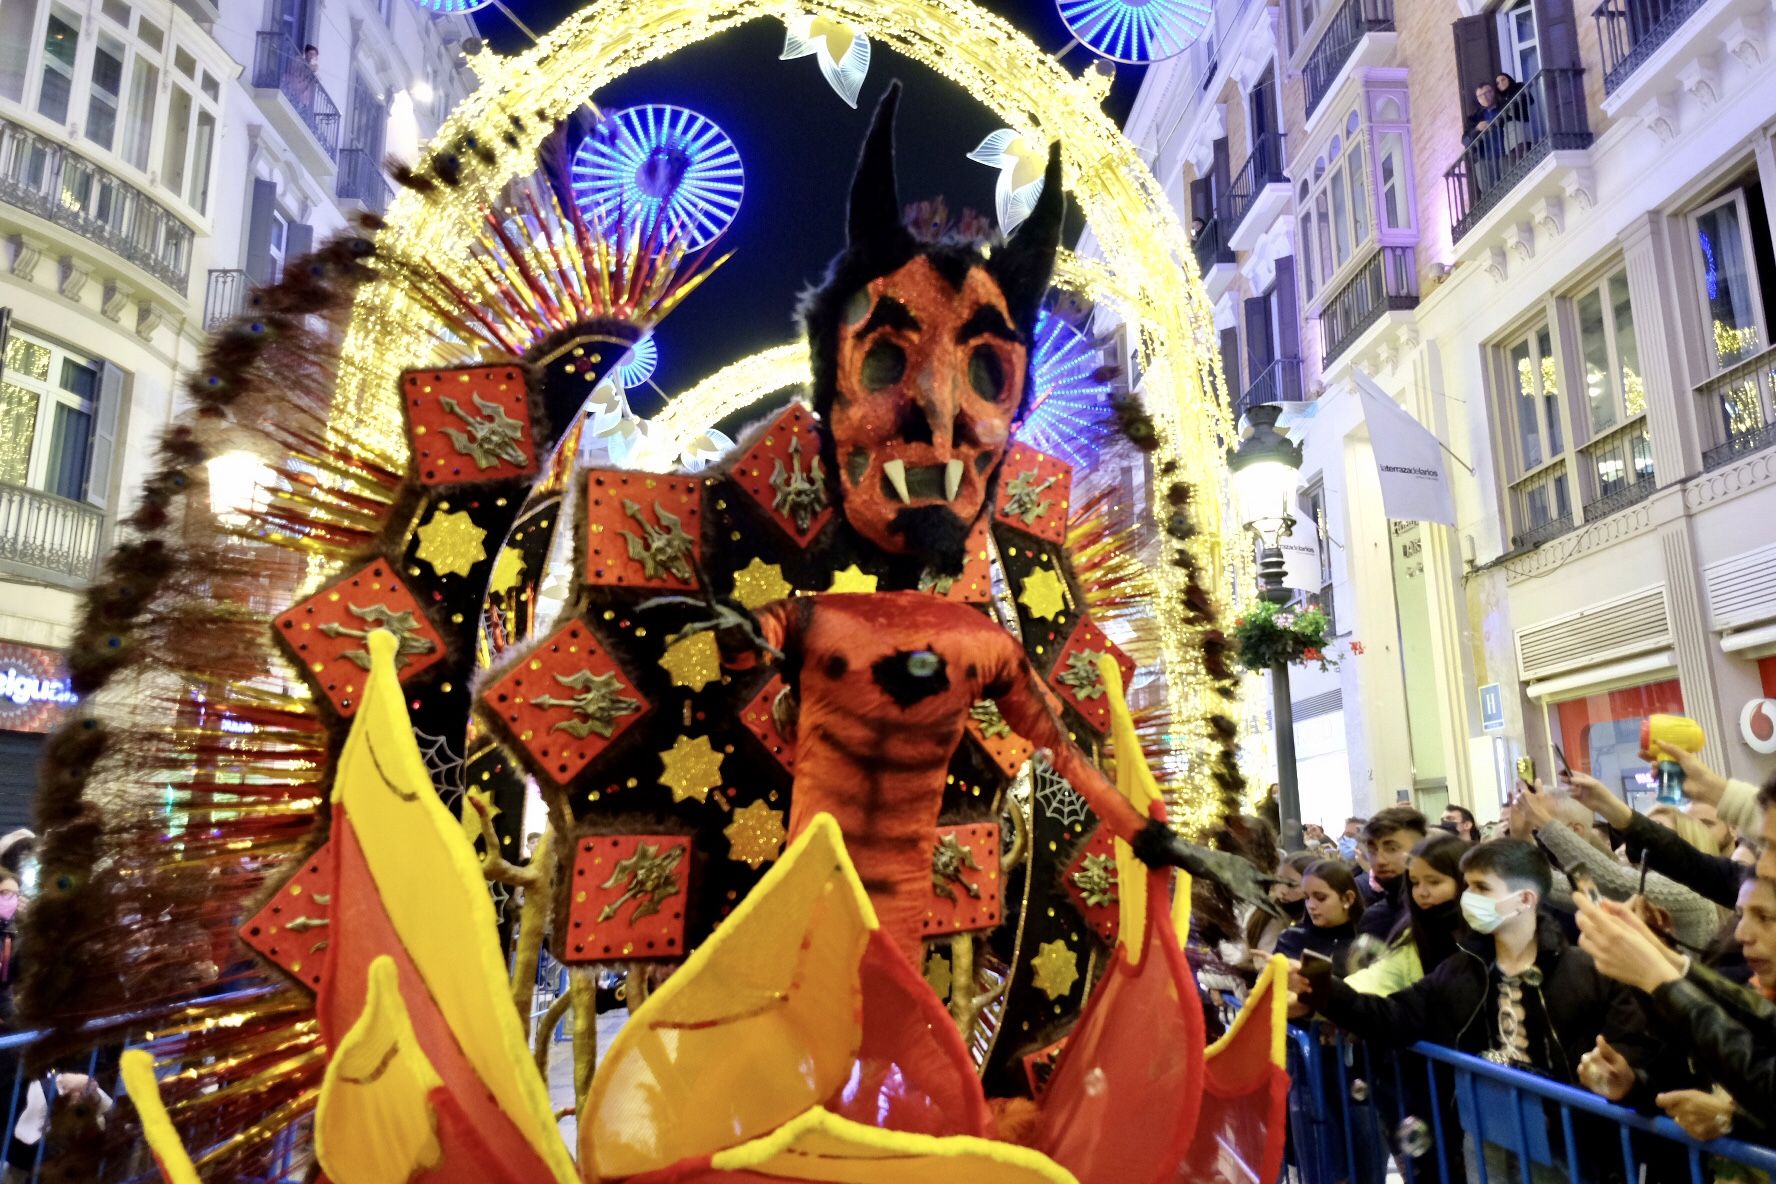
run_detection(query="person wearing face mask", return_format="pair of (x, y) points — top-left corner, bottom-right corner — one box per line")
(1356, 806), (1426, 943)
(1297, 839), (1673, 1182)
(0, 870), (19, 1030)
(1246, 850), (1316, 961)
(1345, 833), (1468, 996)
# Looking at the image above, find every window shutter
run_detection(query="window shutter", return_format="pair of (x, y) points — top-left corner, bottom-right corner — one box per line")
(1211, 136), (1231, 209)
(1451, 16), (1500, 112)
(86, 360), (124, 511)
(1532, 0), (1581, 70)
(1244, 294), (1274, 378)
(1275, 257), (1302, 400)
(245, 178), (278, 285)
(285, 222), (314, 267)
(1219, 326), (1243, 405)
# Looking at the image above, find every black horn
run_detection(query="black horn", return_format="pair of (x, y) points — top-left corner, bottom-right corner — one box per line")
(847, 82), (915, 263)
(989, 141), (1066, 333)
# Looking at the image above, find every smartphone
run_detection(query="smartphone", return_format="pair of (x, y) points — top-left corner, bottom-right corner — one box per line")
(1552, 742), (1571, 779)
(1563, 865), (1600, 903)
(1299, 949), (1335, 989)
(1516, 755), (1536, 786)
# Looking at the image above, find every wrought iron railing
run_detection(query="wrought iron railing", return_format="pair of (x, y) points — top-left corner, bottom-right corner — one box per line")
(252, 32), (341, 161)
(1238, 356), (1304, 416)
(0, 116), (192, 289)
(1226, 130), (1287, 241)
(1580, 418), (1656, 521)
(1593, 0), (1710, 94)
(1444, 67), (1593, 243)
(1697, 341), (1776, 470)
(0, 480), (103, 585)
(1318, 245), (1416, 365)
(1510, 463), (1574, 550)
(336, 148), (390, 214)
(1192, 212), (1233, 278)
(205, 269), (247, 330)
(1303, 0), (1395, 118)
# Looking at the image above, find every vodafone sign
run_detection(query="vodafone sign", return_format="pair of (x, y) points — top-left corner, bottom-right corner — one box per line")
(1743, 698), (1776, 755)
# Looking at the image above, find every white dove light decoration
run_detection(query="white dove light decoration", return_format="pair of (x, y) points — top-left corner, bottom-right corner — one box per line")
(967, 129), (1048, 236)
(780, 13), (871, 107)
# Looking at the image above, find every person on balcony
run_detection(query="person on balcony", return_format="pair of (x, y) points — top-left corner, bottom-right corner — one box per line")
(285, 43), (320, 116)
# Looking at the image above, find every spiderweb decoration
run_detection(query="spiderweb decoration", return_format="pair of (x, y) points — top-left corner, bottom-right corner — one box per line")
(1031, 751), (1092, 832)
(1016, 310), (1117, 470)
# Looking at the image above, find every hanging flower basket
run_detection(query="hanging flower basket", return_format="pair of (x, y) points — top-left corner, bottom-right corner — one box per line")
(1231, 600), (1337, 673)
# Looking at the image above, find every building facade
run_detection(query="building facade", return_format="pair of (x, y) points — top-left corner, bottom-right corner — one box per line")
(1119, 0), (1776, 828)
(0, 0), (475, 824)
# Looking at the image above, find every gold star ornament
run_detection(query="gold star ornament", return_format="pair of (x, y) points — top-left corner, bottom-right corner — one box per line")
(723, 799), (787, 868)
(415, 508), (488, 578)
(660, 630), (721, 693)
(1031, 938), (1079, 1000)
(828, 564), (878, 594)
(1018, 566), (1067, 620)
(488, 546), (527, 596)
(732, 557), (793, 610)
(659, 733), (724, 804)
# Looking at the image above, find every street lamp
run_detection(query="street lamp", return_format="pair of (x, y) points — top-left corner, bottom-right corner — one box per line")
(1228, 403), (1305, 850)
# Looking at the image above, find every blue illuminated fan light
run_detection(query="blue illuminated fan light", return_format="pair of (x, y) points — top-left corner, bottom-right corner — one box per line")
(408, 0), (492, 13)
(1056, 0), (1212, 64)
(570, 105), (745, 251)
(1015, 310), (1118, 470)
(617, 333), (658, 388)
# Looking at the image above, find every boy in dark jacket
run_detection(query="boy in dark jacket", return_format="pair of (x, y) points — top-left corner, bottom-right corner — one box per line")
(1298, 839), (1672, 1182)
(1355, 806), (1426, 943)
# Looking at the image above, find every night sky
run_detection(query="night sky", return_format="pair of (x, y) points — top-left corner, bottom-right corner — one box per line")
(476, 2), (1146, 405)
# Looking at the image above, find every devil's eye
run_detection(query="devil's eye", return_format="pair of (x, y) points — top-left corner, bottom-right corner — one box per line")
(861, 340), (906, 390)
(968, 345), (1006, 401)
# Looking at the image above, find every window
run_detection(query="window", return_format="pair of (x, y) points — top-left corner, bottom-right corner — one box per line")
(37, 9), (78, 123)
(1298, 93), (1415, 308)
(0, 330), (108, 503)
(1289, 0), (1319, 49)
(1297, 481), (1335, 631)
(1497, 0), (1539, 82)
(99, 0), (128, 26)
(0, 0), (39, 101)
(267, 209), (290, 282)
(161, 85), (191, 199)
(1297, 182), (1316, 301)
(1574, 270), (1653, 507)
(1503, 323), (1572, 542)
(1692, 190), (1767, 372)
(122, 56), (159, 171)
(86, 36), (126, 151)
(1554, 679), (1683, 810)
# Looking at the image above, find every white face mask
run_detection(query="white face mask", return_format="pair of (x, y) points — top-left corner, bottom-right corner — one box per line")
(1461, 890), (1523, 935)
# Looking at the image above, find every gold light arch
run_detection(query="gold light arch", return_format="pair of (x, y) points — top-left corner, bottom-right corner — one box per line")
(336, 0), (1238, 830)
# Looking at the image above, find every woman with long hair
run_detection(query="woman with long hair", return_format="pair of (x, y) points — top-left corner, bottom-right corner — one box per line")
(1345, 833), (1469, 995)
(1276, 859), (1365, 974)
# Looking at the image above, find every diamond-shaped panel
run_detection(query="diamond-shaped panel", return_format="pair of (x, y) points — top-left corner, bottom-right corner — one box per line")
(741, 675), (795, 775)
(275, 559), (446, 716)
(479, 618), (649, 787)
(239, 848), (333, 992)
(1046, 616), (1135, 736)
(993, 444), (1071, 545)
(403, 364), (537, 485)
(730, 402), (833, 546)
(583, 470), (703, 591)
(1062, 827), (1120, 944)
(920, 822), (1002, 936)
(564, 834), (691, 962)
(965, 699), (1033, 780)
(926, 516), (993, 604)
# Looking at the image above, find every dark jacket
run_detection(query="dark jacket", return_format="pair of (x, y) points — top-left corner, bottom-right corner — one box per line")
(1357, 874), (1405, 942)
(1650, 962), (1776, 1137)
(1276, 918), (1358, 971)
(1308, 913), (1667, 1103)
(1619, 811), (1747, 910)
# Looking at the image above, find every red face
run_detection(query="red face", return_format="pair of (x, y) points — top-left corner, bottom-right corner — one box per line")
(829, 256), (1026, 554)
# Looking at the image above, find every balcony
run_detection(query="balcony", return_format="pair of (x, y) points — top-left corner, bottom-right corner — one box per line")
(251, 33), (340, 172)
(1594, 0), (1709, 94)
(1238, 356), (1305, 417)
(1444, 68), (1592, 244)
(1580, 418), (1656, 521)
(0, 116), (192, 290)
(1192, 213), (1236, 297)
(1303, 0), (1396, 120)
(0, 481), (103, 588)
(205, 268), (247, 330)
(337, 148), (392, 216)
(1698, 341), (1776, 471)
(1226, 131), (1289, 252)
(1318, 245), (1417, 366)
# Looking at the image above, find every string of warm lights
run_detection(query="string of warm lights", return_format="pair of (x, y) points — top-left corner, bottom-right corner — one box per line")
(329, 0), (1244, 832)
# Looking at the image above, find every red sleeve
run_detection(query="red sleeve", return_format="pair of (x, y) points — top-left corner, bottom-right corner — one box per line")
(989, 638), (1154, 843)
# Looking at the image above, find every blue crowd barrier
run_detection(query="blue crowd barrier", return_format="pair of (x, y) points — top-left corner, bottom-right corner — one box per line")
(1284, 1021), (1776, 1184)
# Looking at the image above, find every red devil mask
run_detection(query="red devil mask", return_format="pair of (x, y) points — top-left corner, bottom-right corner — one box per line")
(806, 83), (1065, 560)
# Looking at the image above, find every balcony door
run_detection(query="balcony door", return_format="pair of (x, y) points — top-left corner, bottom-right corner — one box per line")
(268, 0), (312, 46)
(1496, 0), (1539, 83)
(349, 74), (386, 159)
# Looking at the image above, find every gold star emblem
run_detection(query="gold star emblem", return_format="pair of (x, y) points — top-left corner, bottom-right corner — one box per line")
(659, 630), (721, 693)
(723, 799), (787, 868)
(1031, 938), (1079, 1000)
(458, 784), (498, 846)
(923, 951), (952, 1000)
(415, 508), (487, 578)
(828, 564), (878, 594)
(732, 557), (793, 610)
(488, 546), (527, 596)
(1018, 566), (1067, 620)
(659, 733), (723, 804)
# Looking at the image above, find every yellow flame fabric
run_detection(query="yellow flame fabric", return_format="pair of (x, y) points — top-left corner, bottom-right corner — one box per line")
(118, 1051), (201, 1184)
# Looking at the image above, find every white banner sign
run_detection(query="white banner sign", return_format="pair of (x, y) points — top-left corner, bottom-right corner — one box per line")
(1278, 520), (1321, 591)
(1354, 370), (1457, 526)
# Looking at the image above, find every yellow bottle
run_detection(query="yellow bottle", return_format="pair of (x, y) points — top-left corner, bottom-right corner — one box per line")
(1640, 714), (1704, 803)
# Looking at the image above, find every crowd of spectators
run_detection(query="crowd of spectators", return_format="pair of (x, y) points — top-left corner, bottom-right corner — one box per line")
(1185, 739), (1775, 1179)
